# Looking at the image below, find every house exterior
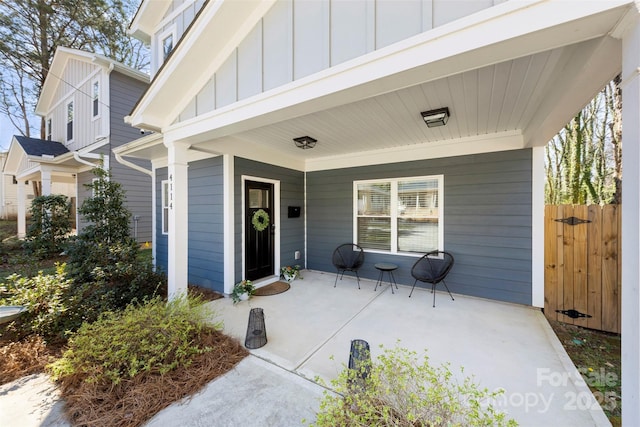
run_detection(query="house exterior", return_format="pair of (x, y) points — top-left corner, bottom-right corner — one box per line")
(2, 47), (152, 242)
(0, 151), (37, 220)
(119, 1), (640, 422)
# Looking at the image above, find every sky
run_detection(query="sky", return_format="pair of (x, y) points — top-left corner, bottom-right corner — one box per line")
(1, 114), (17, 152)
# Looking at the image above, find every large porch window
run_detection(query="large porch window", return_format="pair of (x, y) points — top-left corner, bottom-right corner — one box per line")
(354, 175), (443, 254)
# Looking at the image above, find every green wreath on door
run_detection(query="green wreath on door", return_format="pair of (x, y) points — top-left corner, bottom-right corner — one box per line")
(252, 209), (270, 232)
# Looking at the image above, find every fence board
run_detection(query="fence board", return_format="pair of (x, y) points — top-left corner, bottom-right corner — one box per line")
(544, 204), (620, 334)
(586, 205), (602, 330)
(544, 205), (558, 322)
(601, 204), (619, 333)
(572, 205), (589, 328)
(562, 205), (575, 326)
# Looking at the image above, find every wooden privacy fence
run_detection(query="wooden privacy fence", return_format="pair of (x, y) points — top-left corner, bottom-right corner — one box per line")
(544, 204), (621, 334)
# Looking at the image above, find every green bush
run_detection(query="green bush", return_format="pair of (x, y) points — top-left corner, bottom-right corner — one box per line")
(0, 263), (74, 341)
(48, 296), (220, 385)
(24, 194), (71, 258)
(312, 345), (517, 427)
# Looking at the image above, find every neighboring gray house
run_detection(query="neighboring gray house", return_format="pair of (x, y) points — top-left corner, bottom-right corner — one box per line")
(119, 0), (640, 421)
(3, 47), (152, 242)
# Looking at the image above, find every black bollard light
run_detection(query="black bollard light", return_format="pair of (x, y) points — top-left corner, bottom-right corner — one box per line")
(245, 308), (267, 349)
(348, 339), (371, 392)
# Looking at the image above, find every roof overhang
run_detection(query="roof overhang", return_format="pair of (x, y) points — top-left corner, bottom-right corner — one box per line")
(128, 0), (276, 131)
(128, 0), (173, 44)
(128, 0), (630, 172)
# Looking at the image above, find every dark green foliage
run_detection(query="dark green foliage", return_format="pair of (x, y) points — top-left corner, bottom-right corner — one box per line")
(49, 296), (220, 385)
(24, 194), (71, 258)
(0, 264), (73, 342)
(62, 166), (166, 330)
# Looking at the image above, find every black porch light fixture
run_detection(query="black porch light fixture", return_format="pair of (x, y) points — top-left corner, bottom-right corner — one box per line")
(421, 107), (450, 128)
(293, 136), (317, 149)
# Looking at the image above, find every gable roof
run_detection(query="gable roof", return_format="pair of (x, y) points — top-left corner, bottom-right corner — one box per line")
(35, 47), (149, 117)
(13, 136), (70, 157)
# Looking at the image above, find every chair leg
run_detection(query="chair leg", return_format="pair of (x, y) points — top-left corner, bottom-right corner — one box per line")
(354, 271), (361, 289)
(432, 283), (437, 307)
(442, 280), (455, 301)
(334, 271), (340, 287)
(408, 279), (418, 297)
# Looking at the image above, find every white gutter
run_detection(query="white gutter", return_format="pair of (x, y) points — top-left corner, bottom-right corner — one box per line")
(73, 152), (106, 169)
(114, 152), (153, 177)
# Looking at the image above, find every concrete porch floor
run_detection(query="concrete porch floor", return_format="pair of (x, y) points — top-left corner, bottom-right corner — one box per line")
(201, 270), (610, 426)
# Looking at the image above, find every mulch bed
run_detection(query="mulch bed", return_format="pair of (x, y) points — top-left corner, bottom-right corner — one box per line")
(188, 284), (224, 302)
(0, 336), (64, 385)
(58, 328), (248, 427)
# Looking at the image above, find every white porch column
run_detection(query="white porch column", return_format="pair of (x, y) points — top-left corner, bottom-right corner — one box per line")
(621, 13), (640, 426)
(16, 179), (26, 239)
(166, 140), (190, 300)
(531, 146), (545, 308)
(41, 166), (52, 196)
(223, 154), (235, 295)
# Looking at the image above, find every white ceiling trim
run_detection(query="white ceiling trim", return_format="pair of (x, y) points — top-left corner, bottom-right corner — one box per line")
(304, 130), (524, 172)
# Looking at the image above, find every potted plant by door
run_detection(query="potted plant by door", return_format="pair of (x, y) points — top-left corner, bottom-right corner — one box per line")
(231, 280), (255, 304)
(280, 265), (301, 283)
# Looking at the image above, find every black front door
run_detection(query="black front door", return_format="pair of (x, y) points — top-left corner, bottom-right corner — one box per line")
(245, 180), (274, 281)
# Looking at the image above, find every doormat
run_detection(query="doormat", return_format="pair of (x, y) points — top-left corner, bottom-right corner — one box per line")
(253, 281), (291, 296)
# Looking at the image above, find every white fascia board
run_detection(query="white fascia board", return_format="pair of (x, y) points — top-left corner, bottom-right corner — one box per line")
(112, 133), (163, 156)
(165, 0), (630, 144)
(305, 130), (524, 172)
(129, 0), (276, 130)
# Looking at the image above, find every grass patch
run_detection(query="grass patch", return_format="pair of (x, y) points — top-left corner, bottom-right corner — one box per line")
(548, 320), (621, 426)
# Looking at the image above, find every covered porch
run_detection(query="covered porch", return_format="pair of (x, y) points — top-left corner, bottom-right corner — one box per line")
(152, 270), (610, 426)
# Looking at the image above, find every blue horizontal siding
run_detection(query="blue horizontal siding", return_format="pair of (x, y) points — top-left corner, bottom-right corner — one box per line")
(306, 149), (533, 305)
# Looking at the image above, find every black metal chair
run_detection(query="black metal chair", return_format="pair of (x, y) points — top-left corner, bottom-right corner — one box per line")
(332, 243), (365, 289)
(409, 250), (455, 307)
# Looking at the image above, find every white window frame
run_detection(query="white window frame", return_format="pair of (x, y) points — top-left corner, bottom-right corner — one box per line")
(46, 118), (52, 141)
(161, 180), (169, 235)
(157, 25), (177, 65)
(353, 175), (444, 256)
(91, 78), (101, 120)
(66, 99), (74, 143)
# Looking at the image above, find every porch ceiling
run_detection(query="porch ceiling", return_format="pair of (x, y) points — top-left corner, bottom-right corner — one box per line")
(189, 34), (620, 170)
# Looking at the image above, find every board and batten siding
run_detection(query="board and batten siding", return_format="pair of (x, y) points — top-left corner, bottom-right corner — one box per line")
(48, 58), (105, 150)
(151, 0), (207, 77)
(234, 157), (305, 283)
(178, 0), (504, 122)
(306, 149), (533, 305)
(108, 71), (152, 243)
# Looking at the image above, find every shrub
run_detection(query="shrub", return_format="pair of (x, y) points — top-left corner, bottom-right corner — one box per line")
(0, 263), (73, 341)
(24, 194), (71, 258)
(312, 345), (517, 427)
(48, 296), (221, 385)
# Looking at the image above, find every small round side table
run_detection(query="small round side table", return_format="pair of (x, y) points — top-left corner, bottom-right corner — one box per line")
(374, 263), (399, 294)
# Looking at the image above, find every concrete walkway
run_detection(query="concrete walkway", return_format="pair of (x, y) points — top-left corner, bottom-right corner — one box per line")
(0, 270), (611, 426)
